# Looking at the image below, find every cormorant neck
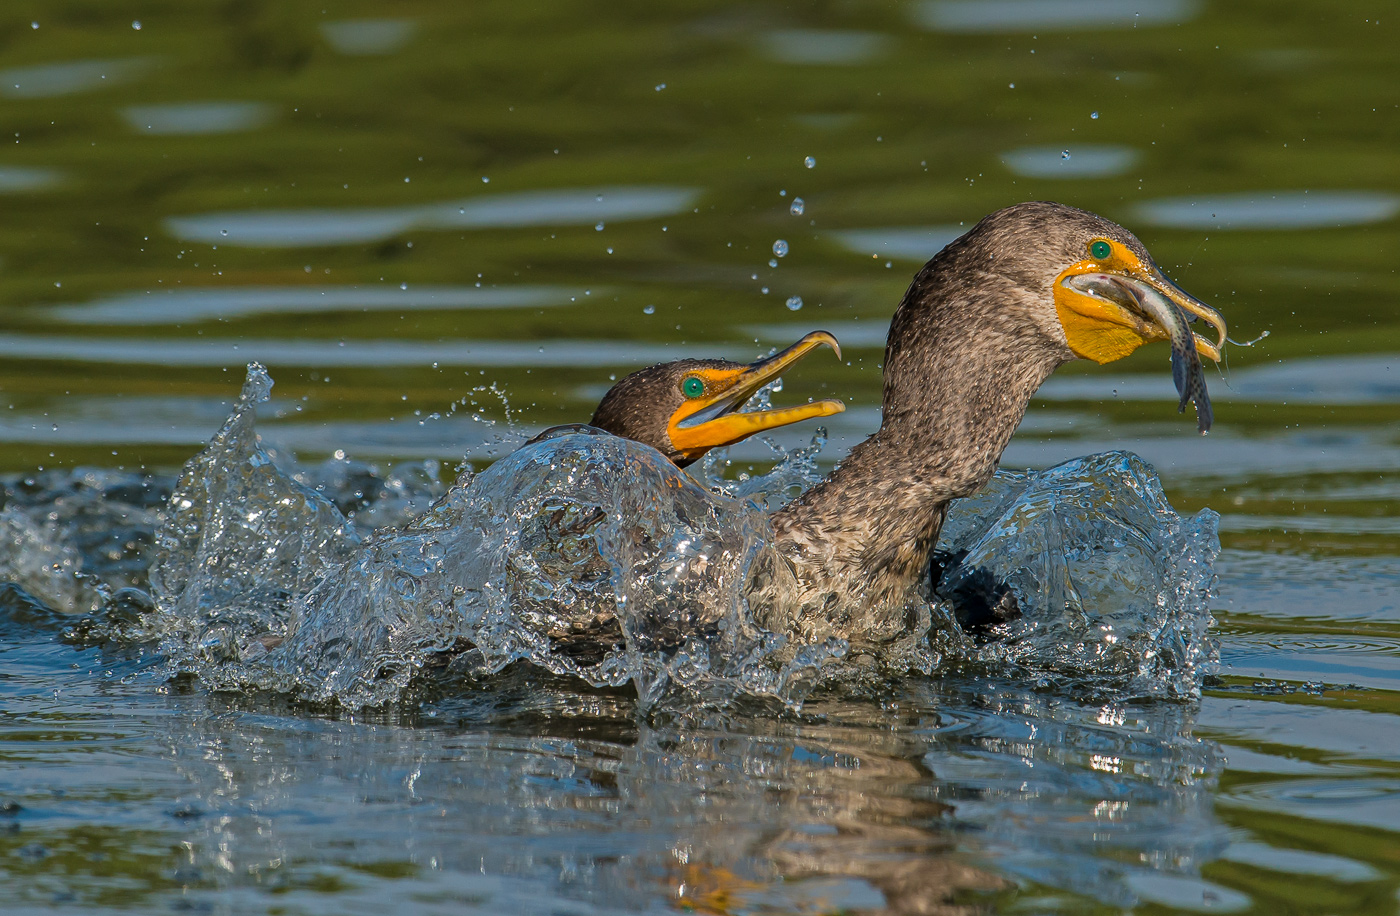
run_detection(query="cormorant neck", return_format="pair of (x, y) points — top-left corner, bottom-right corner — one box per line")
(769, 271), (1067, 624)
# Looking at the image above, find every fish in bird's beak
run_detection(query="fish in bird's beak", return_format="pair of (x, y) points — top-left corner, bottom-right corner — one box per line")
(667, 330), (846, 460)
(1054, 237), (1227, 433)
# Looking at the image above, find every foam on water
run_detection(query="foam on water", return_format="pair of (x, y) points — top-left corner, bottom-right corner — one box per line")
(1, 364), (1220, 710)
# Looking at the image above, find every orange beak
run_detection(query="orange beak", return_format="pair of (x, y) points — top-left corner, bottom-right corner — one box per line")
(667, 330), (846, 461)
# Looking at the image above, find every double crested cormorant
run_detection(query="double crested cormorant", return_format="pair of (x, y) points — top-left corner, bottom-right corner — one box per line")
(571, 330), (846, 466)
(748, 201), (1227, 645)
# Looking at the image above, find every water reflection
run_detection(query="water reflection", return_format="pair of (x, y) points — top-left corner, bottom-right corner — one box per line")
(1003, 429), (1400, 480)
(0, 57), (152, 98)
(0, 333), (731, 369)
(0, 406), (504, 458)
(50, 284), (581, 325)
(0, 166), (62, 193)
(121, 101), (275, 136)
(832, 226), (964, 262)
(745, 319), (891, 349)
(1134, 191), (1400, 230)
(166, 186), (699, 247)
(320, 19), (419, 56)
(916, 0), (1197, 32)
(1038, 353), (1400, 405)
(1219, 842), (1380, 883)
(101, 677), (1225, 913)
(1002, 145), (1139, 179)
(759, 30), (890, 65)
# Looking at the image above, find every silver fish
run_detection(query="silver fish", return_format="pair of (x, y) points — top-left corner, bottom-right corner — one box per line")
(1068, 274), (1214, 434)
(1125, 282), (1213, 434)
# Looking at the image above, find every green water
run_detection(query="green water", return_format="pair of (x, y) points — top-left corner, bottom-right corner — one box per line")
(0, 1), (1397, 913)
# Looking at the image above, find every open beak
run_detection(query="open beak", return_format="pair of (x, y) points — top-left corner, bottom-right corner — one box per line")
(667, 330), (846, 461)
(1054, 251), (1227, 365)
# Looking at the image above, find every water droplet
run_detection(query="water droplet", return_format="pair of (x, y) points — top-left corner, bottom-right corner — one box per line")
(606, 247), (614, 254)
(595, 222), (605, 231)
(31, 21), (39, 29)
(761, 286), (770, 294)
(655, 83), (666, 91)
(220, 229), (228, 236)
(132, 20), (142, 30)
(1062, 149), (1072, 160)
(772, 239), (789, 257)
(400, 282), (408, 290)
(333, 449), (346, 460)
(804, 156), (816, 169)
(790, 197), (805, 216)
(643, 304), (655, 314)
(481, 176), (490, 183)
(1009, 82), (1015, 89)
(1091, 111), (1100, 119)
(785, 296), (803, 311)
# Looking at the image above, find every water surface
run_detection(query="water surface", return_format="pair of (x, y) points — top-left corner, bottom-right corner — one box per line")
(0, 1), (1397, 913)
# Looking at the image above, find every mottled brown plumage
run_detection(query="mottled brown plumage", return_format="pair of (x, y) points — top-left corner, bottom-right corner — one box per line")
(756, 202), (1223, 646)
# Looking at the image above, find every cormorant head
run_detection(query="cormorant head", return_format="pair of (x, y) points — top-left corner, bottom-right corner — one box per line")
(947, 201), (1227, 366)
(879, 202), (1227, 435)
(590, 330), (846, 467)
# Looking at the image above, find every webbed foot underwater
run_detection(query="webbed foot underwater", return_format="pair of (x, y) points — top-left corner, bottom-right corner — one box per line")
(148, 201), (1226, 707)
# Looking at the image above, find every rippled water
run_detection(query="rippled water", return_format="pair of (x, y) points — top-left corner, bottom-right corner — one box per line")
(1, 1), (1397, 913)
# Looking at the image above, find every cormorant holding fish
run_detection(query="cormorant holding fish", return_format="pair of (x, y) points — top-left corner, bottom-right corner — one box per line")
(747, 201), (1225, 646)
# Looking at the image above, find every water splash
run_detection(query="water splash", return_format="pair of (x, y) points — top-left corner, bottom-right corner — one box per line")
(254, 427), (849, 709)
(0, 366), (1219, 709)
(0, 505), (107, 614)
(935, 451), (1220, 699)
(146, 364), (360, 664)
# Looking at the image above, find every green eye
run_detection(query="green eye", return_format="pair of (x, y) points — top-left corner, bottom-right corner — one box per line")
(681, 376), (705, 398)
(1089, 240), (1112, 260)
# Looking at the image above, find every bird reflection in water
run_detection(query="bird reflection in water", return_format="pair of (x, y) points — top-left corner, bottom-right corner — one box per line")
(151, 676), (1222, 913)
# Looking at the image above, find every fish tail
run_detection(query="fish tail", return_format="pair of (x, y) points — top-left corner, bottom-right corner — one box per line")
(1194, 385), (1214, 434)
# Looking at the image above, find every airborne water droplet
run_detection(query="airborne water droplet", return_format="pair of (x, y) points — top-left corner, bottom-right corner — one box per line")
(785, 296), (803, 311)
(1091, 111), (1100, 119)
(790, 197), (804, 216)
(643, 305), (655, 314)
(1062, 149), (1071, 160)
(772, 239), (789, 257)
(595, 222), (605, 231)
(804, 156), (816, 168)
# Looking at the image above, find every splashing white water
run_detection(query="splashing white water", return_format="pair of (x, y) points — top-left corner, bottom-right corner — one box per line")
(4, 364), (1218, 709)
